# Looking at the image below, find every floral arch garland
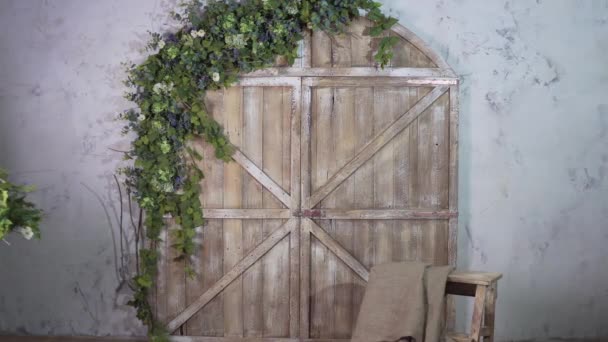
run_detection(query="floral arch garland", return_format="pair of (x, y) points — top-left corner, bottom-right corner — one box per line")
(120, 0), (400, 340)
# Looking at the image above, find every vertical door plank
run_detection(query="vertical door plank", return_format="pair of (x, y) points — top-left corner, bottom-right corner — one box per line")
(310, 86), (334, 338)
(390, 32), (413, 67)
(300, 85), (312, 339)
(312, 30), (332, 67)
(299, 219), (312, 338)
(223, 86), (244, 337)
(156, 228), (168, 325)
(351, 87), (374, 326)
(391, 88), (414, 262)
(332, 33), (352, 67)
(331, 87), (356, 338)
(242, 87), (265, 337)
(262, 87), (290, 337)
(416, 88), (448, 265)
(195, 90), (226, 336)
(285, 86), (300, 338)
(166, 219), (186, 335)
(350, 18), (373, 67)
(372, 87), (396, 265)
(429, 92), (450, 210)
(447, 85), (459, 329)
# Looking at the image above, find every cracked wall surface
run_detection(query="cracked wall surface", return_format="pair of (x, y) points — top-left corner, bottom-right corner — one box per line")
(0, 1), (607, 341)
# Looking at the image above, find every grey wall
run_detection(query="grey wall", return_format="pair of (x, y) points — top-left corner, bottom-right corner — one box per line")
(0, 1), (606, 341)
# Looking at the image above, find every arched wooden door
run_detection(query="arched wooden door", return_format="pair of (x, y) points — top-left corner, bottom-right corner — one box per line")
(156, 18), (459, 341)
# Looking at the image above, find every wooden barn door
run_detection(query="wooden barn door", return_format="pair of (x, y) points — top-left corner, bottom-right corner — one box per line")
(158, 18), (459, 341)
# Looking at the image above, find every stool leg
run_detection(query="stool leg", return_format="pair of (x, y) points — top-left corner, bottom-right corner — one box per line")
(483, 283), (497, 342)
(470, 285), (487, 342)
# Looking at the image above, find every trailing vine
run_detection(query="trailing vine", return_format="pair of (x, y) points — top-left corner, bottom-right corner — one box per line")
(120, 0), (398, 340)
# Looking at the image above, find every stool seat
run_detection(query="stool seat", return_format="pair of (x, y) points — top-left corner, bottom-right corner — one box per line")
(445, 270), (502, 342)
(448, 271), (503, 286)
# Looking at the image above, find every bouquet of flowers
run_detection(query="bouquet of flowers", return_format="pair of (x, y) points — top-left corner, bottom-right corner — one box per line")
(0, 168), (42, 242)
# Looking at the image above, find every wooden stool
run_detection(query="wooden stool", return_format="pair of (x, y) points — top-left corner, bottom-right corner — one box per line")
(445, 271), (503, 342)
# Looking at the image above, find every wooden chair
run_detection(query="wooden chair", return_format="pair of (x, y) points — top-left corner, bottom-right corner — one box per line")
(445, 271), (503, 342)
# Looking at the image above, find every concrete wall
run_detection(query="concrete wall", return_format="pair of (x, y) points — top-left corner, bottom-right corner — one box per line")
(0, 1), (606, 341)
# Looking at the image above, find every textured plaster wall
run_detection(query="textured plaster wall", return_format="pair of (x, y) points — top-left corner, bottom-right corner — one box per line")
(0, 1), (606, 341)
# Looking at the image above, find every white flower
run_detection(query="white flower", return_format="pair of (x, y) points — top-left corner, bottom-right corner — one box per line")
(153, 83), (164, 94)
(17, 226), (34, 240)
(212, 72), (220, 82)
(137, 114), (146, 121)
(191, 29), (206, 38)
(157, 39), (166, 49)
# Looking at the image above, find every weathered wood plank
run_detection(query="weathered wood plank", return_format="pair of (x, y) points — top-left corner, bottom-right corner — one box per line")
(350, 19), (373, 67)
(484, 283), (498, 342)
(203, 209), (290, 220)
(285, 86), (300, 338)
(390, 24), (455, 74)
(350, 86), (374, 328)
(371, 87), (395, 266)
(232, 149), (291, 208)
(308, 86), (449, 208)
(448, 272), (503, 286)
(331, 86), (355, 339)
(308, 220), (369, 283)
(289, 222), (300, 338)
(263, 87), (290, 337)
(332, 32), (352, 67)
(301, 30), (312, 68)
(470, 285), (487, 342)
(167, 220), (186, 335)
(302, 75), (456, 86)
(391, 88), (415, 263)
(222, 86), (244, 337)
(310, 84), (336, 338)
(156, 228), (169, 325)
(169, 337), (350, 342)
(167, 220), (295, 333)
(312, 30), (332, 68)
(242, 87), (265, 338)
(243, 68), (456, 82)
(301, 85), (312, 210)
(199, 90), (225, 336)
(299, 84), (312, 339)
(299, 219), (312, 338)
(447, 84), (460, 330)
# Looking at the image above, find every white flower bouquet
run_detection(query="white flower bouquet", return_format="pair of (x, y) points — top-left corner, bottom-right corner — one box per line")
(0, 168), (42, 242)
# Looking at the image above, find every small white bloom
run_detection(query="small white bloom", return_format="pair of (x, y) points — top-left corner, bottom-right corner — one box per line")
(196, 29), (206, 38)
(190, 30), (199, 38)
(17, 226), (34, 240)
(157, 39), (166, 49)
(166, 82), (174, 92)
(212, 72), (220, 82)
(137, 114), (146, 121)
(153, 83), (164, 94)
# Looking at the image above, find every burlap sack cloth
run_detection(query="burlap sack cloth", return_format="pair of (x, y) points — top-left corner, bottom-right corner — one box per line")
(351, 262), (453, 342)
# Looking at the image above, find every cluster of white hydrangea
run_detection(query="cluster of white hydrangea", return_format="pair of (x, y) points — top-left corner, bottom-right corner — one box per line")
(15, 226), (34, 240)
(190, 29), (206, 38)
(152, 82), (174, 95)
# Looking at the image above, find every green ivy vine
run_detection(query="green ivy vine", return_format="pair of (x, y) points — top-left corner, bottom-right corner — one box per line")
(120, 0), (398, 340)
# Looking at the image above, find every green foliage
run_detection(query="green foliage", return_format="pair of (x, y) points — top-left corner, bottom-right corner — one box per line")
(121, 1), (397, 340)
(0, 168), (43, 241)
